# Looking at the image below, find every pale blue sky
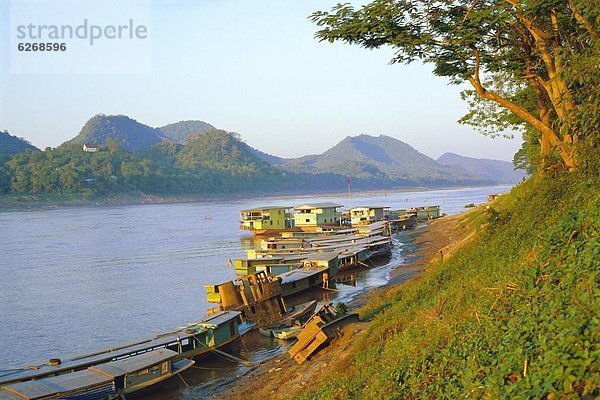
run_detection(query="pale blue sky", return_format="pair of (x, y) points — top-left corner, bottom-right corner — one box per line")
(0, 0), (521, 161)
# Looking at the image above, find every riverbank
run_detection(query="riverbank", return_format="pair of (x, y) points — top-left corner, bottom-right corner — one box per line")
(220, 210), (477, 400)
(0, 184), (509, 212)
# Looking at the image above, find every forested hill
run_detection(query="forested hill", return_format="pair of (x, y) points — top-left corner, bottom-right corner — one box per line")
(69, 115), (219, 150)
(278, 135), (479, 185)
(0, 130), (39, 155)
(1, 115), (520, 198)
(68, 115), (164, 151)
(1, 130), (292, 196)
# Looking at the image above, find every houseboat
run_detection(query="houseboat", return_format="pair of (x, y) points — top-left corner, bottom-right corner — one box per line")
(205, 271), (289, 327)
(240, 206), (295, 235)
(349, 206), (390, 226)
(408, 205), (441, 221)
(278, 251), (340, 297)
(205, 271), (322, 328)
(0, 311), (245, 388)
(0, 349), (194, 400)
(338, 246), (372, 270)
(293, 203), (343, 231)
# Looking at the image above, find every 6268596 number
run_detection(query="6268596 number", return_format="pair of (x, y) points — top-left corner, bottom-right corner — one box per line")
(17, 43), (66, 51)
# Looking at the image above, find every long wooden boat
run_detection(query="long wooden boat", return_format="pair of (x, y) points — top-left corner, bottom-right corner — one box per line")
(247, 235), (391, 258)
(0, 311), (246, 387)
(0, 349), (194, 400)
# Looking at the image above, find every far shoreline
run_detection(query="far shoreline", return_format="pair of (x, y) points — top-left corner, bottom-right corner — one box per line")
(0, 183), (512, 213)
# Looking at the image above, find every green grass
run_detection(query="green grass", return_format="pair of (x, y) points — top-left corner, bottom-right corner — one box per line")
(296, 173), (599, 399)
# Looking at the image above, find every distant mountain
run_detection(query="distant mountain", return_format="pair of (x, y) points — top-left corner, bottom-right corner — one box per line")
(0, 130), (39, 154)
(158, 120), (216, 144)
(278, 134), (482, 185)
(69, 115), (164, 151)
(437, 152), (527, 184)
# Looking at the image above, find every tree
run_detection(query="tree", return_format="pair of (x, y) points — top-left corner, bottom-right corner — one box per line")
(311, 0), (599, 171)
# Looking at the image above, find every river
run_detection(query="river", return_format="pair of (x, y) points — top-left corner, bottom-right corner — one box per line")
(0, 185), (510, 397)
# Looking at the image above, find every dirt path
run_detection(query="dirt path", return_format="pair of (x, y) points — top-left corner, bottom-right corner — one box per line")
(220, 211), (476, 400)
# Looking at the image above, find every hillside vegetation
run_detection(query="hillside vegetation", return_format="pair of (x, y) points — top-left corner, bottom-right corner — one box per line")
(297, 171), (599, 399)
(69, 115), (164, 151)
(1, 130), (293, 196)
(1, 126), (506, 198)
(158, 120), (216, 144)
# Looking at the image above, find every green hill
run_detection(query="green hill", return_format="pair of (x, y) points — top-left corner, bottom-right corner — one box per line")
(0, 130), (39, 155)
(158, 120), (216, 144)
(280, 134), (489, 186)
(1, 117), (523, 198)
(69, 114), (164, 151)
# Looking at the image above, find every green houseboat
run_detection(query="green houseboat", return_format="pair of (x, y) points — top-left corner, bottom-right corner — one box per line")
(0, 350), (193, 400)
(0, 311), (246, 389)
(240, 206), (295, 234)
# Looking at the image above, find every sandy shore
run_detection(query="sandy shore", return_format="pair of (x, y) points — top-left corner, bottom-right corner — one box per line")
(220, 211), (475, 400)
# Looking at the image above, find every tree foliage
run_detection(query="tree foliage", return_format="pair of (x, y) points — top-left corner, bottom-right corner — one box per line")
(311, 0), (599, 172)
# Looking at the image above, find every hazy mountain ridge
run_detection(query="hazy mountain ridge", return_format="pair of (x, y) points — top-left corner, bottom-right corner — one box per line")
(2, 114), (522, 196)
(278, 135), (482, 184)
(437, 152), (527, 184)
(0, 130), (39, 154)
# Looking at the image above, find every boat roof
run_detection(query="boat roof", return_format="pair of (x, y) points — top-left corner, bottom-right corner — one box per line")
(294, 202), (343, 210)
(350, 206), (390, 210)
(252, 236), (390, 256)
(0, 311), (240, 385)
(0, 369), (113, 400)
(241, 206), (291, 212)
(278, 265), (329, 285)
(88, 349), (177, 377)
(339, 246), (369, 257)
(305, 233), (379, 245)
(333, 228), (358, 234)
(305, 251), (341, 262)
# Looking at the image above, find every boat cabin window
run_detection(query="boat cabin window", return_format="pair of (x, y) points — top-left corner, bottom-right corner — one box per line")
(161, 361), (169, 374)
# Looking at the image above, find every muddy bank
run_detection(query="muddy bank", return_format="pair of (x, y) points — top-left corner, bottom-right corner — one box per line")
(219, 211), (475, 400)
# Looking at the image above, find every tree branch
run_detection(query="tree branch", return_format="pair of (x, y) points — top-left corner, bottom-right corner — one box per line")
(568, 0), (600, 41)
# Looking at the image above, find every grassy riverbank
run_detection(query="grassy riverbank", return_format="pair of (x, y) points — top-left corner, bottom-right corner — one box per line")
(223, 172), (598, 399)
(294, 173), (598, 398)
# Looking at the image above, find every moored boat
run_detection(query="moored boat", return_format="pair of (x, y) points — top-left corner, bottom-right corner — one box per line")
(0, 311), (244, 388)
(0, 349), (194, 400)
(272, 325), (302, 340)
(258, 300), (318, 338)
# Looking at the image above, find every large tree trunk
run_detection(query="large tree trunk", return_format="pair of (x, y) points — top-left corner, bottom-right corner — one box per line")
(466, 45), (576, 170)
